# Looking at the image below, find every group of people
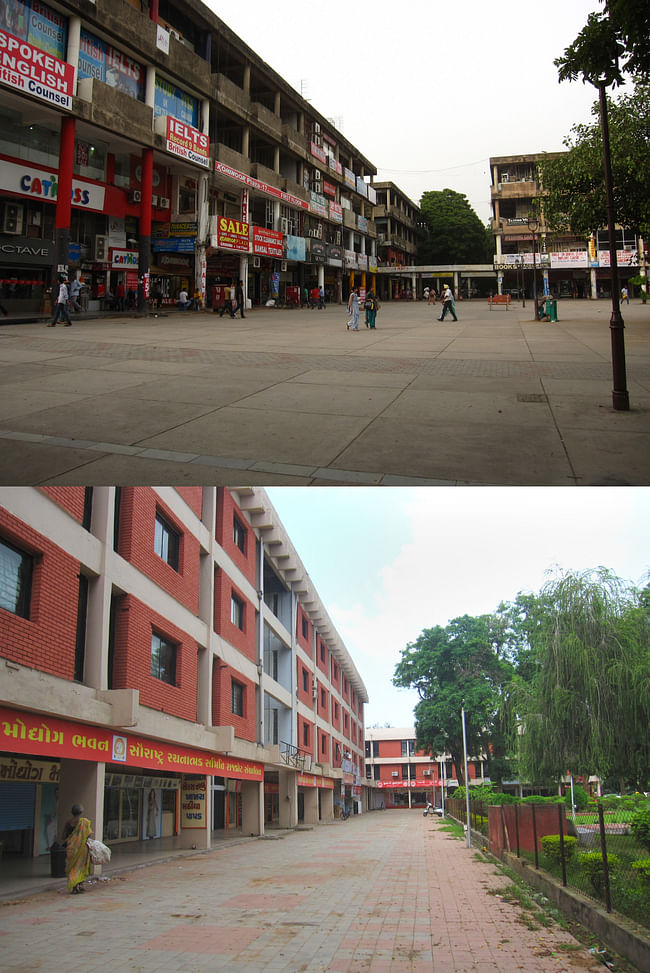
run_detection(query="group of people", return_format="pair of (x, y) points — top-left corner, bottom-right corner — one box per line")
(215, 280), (246, 318)
(346, 287), (380, 331)
(48, 275), (86, 327)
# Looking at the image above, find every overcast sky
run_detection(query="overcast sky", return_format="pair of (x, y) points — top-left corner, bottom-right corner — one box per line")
(206, 0), (606, 223)
(266, 487), (650, 728)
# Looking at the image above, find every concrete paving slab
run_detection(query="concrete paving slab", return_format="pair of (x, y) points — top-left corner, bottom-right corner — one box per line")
(333, 416), (575, 485)
(137, 407), (371, 468)
(0, 300), (648, 484)
(0, 438), (108, 483)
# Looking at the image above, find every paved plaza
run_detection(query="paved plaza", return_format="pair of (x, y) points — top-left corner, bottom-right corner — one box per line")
(0, 811), (604, 973)
(0, 299), (648, 485)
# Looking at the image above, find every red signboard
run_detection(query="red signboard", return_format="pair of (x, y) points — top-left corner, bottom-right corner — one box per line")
(252, 225), (283, 258)
(0, 30), (75, 110)
(215, 161), (309, 210)
(377, 779), (438, 788)
(0, 707), (264, 782)
(165, 116), (210, 168)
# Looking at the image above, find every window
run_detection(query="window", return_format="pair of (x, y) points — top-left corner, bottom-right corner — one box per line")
(151, 632), (177, 685)
(301, 616), (308, 639)
(319, 641), (325, 663)
(303, 723), (309, 748)
(154, 512), (179, 570)
(231, 593), (244, 630)
(401, 740), (415, 757)
(321, 733), (327, 755)
(320, 688), (326, 707)
(401, 764), (410, 780)
(0, 537), (33, 618)
(334, 701), (339, 720)
(231, 680), (244, 716)
(372, 741), (379, 758)
(302, 667), (309, 692)
(233, 516), (246, 553)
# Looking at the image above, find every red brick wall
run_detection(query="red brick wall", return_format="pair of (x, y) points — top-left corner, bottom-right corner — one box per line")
(215, 488), (257, 586)
(298, 714), (315, 758)
(213, 568), (256, 662)
(380, 740), (403, 759)
(318, 728), (330, 763)
(0, 508), (80, 679)
(211, 660), (257, 742)
(39, 487), (87, 523)
(296, 659), (313, 707)
(316, 637), (328, 676)
(176, 487), (203, 519)
(111, 593), (197, 721)
(115, 488), (199, 614)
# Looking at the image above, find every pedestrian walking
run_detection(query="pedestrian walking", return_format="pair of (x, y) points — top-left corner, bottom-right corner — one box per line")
(115, 281), (125, 311)
(318, 285), (325, 309)
(233, 279), (246, 318)
(218, 282), (233, 317)
(68, 275), (82, 312)
(63, 803), (93, 894)
(49, 276), (72, 326)
(346, 286), (360, 331)
(621, 286), (629, 305)
(366, 291), (379, 329)
(439, 285), (458, 322)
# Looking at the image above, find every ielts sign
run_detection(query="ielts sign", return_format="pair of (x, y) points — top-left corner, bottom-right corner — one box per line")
(165, 117), (209, 168)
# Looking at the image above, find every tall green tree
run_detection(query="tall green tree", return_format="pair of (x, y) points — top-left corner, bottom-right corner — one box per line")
(417, 189), (490, 265)
(538, 83), (650, 238)
(513, 568), (650, 789)
(393, 614), (515, 785)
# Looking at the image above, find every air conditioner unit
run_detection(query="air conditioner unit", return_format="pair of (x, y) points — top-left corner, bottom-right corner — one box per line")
(127, 189), (142, 203)
(313, 122), (320, 134)
(334, 231), (341, 245)
(312, 687), (318, 700)
(280, 218), (289, 234)
(281, 260), (287, 272)
(313, 170), (321, 181)
(3, 204), (23, 234)
(391, 771), (399, 778)
(315, 225), (322, 239)
(423, 769), (431, 776)
(252, 255), (261, 268)
(151, 194), (159, 207)
(158, 197), (170, 210)
(94, 234), (108, 261)
(501, 173), (509, 182)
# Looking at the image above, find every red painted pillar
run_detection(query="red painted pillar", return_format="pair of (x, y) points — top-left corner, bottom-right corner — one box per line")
(54, 115), (76, 282)
(138, 147), (153, 310)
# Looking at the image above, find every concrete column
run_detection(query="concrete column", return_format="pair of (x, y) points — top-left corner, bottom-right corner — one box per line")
(320, 787), (334, 820)
(53, 116), (75, 280)
(274, 91), (281, 115)
(241, 780), (264, 836)
(242, 125), (250, 158)
(84, 488), (115, 691)
(318, 265), (325, 289)
(67, 16), (81, 91)
(278, 768), (297, 828)
(145, 65), (156, 109)
(243, 64), (251, 95)
(274, 145), (280, 173)
(411, 272), (417, 298)
(239, 255), (250, 309)
(180, 777), (210, 850)
(590, 267), (598, 298)
(58, 759), (105, 844)
(138, 148), (153, 311)
(303, 787), (318, 825)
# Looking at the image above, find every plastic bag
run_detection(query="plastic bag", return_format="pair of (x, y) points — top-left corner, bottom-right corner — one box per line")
(87, 837), (112, 864)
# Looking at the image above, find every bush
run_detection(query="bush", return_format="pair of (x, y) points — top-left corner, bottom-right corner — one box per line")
(565, 784), (591, 809)
(631, 859), (650, 886)
(541, 834), (577, 864)
(630, 808), (650, 852)
(579, 851), (621, 896)
(521, 794), (563, 805)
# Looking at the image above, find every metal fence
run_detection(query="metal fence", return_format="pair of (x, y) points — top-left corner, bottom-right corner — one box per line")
(446, 797), (649, 930)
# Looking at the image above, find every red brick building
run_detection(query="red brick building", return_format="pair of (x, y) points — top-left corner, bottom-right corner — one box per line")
(0, 487), (367, 862)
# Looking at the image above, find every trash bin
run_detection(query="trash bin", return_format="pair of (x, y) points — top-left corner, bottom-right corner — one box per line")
(547, 298), (558, 322)
(50, 842), (67, 878)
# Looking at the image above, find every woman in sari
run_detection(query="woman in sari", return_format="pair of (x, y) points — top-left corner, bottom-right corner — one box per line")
(63, 804), (93, 894)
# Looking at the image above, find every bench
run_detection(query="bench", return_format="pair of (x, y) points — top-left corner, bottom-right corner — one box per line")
(488, 294), (512, 310)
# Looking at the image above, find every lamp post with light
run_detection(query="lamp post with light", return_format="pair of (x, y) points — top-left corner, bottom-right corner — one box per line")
(527, 214), (540, 321)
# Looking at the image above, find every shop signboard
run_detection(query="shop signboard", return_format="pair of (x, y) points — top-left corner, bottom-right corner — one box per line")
(310, 141), (327, 165)
(252, 225), (283, 258)
(0, 159), (105, 210)
(286, 235), (306, 262)
(368, 255), (378, 274)
(217, 217), (250, 252)
(0, 29), (75, 109)
(164, 116), (209, 169)
(322, 180), (337, 199)
(0, 235), (53, 263)
(215, 161), (309, 210)
(344, 249), (357, 269)
(598, 249), (638, 268)
(0, 706), (265, 781)
(356, 176), (368, 198)
(181, 778), (206, 828)
(309, 191), (328, 219)
(0, 755), (60, 782)
(297, 773), (335, 789)
(152, 237), (194, 253)
(310, 240), (326, 264)
(550, 251), (588, 269)
(327, 244), (342, 268)
(110, 248), (138, 269)
(343, 167), (356, 190)
(328, 201), (343, 224)
(328, 156), (343, 176)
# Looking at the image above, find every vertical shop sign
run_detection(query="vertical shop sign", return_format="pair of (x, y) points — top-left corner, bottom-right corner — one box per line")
(181, 778), (206, 829)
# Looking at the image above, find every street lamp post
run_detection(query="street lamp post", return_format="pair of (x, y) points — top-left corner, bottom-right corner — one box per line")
(598, 81), (629, 411)
(516, 255), (525, 307)
(461, 704), (471, 848)
(527, 215), (539, 320)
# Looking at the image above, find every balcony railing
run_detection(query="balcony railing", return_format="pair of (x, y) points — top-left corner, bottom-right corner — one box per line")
(280, 742), (312, 771)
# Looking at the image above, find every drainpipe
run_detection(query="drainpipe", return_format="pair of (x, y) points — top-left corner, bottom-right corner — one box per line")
(257, 537), (264, 746)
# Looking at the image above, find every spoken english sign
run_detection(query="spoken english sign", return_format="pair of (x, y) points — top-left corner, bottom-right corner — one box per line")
(0, 28), (75, 109)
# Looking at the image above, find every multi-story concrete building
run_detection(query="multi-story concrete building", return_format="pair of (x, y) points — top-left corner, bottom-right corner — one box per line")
(365, 727), (488, 809)
(0, 487), (368, 863)
(0, 0), (378, 317)
(370, 181), (421, 300)
(491, 153), (642, 300)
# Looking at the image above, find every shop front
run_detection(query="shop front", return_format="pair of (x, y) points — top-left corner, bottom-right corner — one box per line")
(0, 235), (55, 314)
(376, 778), (437, 809)
(0, 705), (264, 857)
